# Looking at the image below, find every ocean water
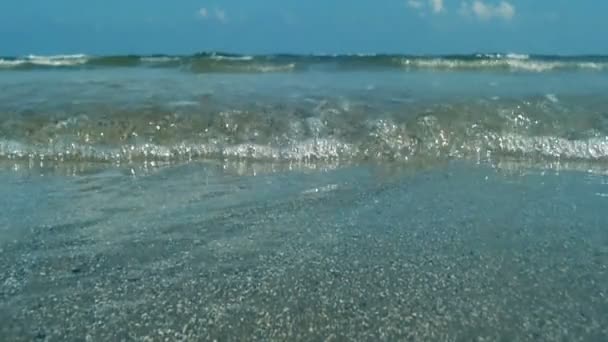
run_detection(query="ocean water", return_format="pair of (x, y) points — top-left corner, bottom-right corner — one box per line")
(1, 53), (608, 340)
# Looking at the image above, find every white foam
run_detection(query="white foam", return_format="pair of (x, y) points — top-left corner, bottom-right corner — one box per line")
(250, 63), (295, 72)
(476, 53), (500, 58)
(0, 59), (25, 67)
(579, 62), (604, 70)
(27, 54), (87, 59)
(210, 55), (254, 61)
(545, 94), (559, 103)
(489, 134), (608, 160)
(168, 100), (199, 107)
(0, 54), (89, 68)
(505, 60), (558, 72)
(141, 56), (180, 63)
(25, 54), (89, 66)
(506, 53), (530, 60)
(397, 57), (603, 72)
(302, 184), (339, 194)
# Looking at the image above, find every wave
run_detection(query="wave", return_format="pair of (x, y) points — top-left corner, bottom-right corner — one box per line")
(475, 53), (529, 60)
(2, 134), (606, 165)
(208, 55), (254, 61)
(1, 53), (607, 72)
(2, 132), (607, 168)
(2, 100), (608, 166)
(140, 56), (181, 63)
(505, 53), (530, 60)
(0, 59), (24, 67)
(397, 57), (605, 72)
(0, 54), (89, 68)
(188, 61), (296, 73)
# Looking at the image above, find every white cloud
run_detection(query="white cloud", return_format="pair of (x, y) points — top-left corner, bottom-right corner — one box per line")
(198, 8), (208, 19)
(407, 0), (444, 14)
(430, 0), (444, 13)
(463, 1), (515, 20)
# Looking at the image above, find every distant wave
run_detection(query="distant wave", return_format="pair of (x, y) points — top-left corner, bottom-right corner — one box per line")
(475, 53), (529, 59)
(0, 54), (90, 67)
(208, 55), (254, 61)
(0, 59), (24, 67)
(505, 53), (530, 60)
(1, 53), (607, 73)
(140, 56), (181, 63)
(398, 58), (575, 72)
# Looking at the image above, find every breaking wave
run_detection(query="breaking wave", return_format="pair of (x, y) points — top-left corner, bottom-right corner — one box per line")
(2, 99), (608, 166)
(0, 54), (89, 68)
(1, 53), (607, 73)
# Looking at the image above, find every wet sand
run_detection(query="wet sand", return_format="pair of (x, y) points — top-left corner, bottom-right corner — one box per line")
(1, 161), (607, 341)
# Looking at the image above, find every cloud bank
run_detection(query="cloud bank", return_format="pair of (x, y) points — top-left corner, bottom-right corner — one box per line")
(197, 7), (227, 22)
(407, 0), (444, 14)
(430, 0), (444, 13)
(407, 0), (516, 21)
(461, 1), (516, 21)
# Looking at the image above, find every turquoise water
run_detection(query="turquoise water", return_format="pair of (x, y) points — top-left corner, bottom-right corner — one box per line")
(1, 54), (608, 340)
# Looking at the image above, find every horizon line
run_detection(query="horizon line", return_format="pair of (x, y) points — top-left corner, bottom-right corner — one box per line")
(3, 51), (608, 58)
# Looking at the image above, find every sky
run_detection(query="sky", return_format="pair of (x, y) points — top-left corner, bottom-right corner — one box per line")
(0, 0), (606, 56)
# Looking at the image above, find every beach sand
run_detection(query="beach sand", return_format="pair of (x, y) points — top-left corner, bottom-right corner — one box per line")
(1, 161), (607, 341)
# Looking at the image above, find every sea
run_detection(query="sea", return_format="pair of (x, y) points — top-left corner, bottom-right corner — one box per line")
(1, 53), (607, 340)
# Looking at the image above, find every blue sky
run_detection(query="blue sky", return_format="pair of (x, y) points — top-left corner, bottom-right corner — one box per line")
(1, 0), (606, 55)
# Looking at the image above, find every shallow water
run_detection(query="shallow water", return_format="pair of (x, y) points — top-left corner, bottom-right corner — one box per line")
(1, 55), (608, 340)
(1, 161), (608, 340)
(2, 55), (608, 166)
